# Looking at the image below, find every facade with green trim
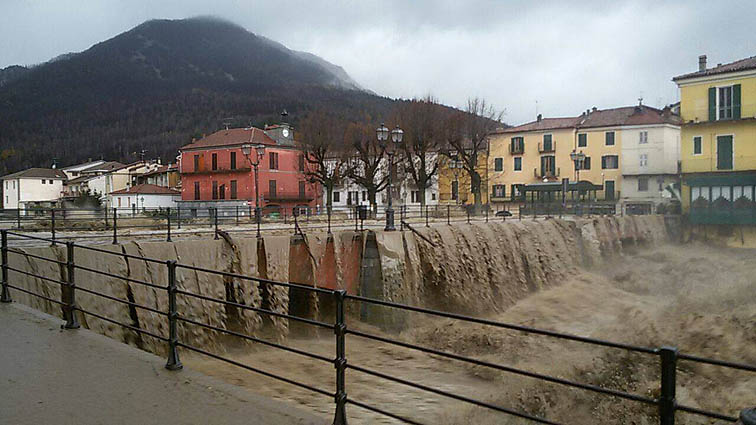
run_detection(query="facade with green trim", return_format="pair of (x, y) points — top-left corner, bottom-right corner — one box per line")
(673, 55), (756, 225)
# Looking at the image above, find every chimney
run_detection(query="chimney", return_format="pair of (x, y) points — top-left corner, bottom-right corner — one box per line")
(699, 55), (707, 72)
(592, 107), (597, 112)
(536, 113), (542, 122)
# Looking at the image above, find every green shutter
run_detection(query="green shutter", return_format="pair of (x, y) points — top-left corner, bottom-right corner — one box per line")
(708, 87), (716, 121)
(733, 84), (741, 119)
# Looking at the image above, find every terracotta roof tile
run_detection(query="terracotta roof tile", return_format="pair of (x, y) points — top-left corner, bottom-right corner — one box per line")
(497, 117), (582, 133)
(2, 168), (68, 179)
(180, 127), (276, 150)
(673, 55), (756, 81)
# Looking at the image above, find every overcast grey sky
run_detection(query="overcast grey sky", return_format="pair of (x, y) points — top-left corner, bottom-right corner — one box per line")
(1, 0), (754, 124)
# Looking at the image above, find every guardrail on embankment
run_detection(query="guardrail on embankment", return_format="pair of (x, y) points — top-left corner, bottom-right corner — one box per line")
(1, 229), (752, 424)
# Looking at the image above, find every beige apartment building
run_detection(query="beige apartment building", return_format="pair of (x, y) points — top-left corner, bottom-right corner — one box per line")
(488, 105), (680, 211)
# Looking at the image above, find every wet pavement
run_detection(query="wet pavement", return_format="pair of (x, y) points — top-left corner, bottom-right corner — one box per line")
(0, 303), (324, 425)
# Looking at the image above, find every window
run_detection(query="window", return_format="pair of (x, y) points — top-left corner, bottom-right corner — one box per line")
(693, 136), (702, 155)
(431, 193), (436, 201)
(212, 181), (218, 199)
(605, 131), (615, 146)
(494, 158), (503, 171)
(601, 155), (619, 169)
(639, 131), (648, 144)
(513, 157), (522, 171)
(362, 191), (367, 201)
(542, 134), (553, 151)
(333, 191), (341, 203)
(451, 181), (459, 200)
(299, 181), (306, 198)
(269, 152), (279, 170)
(347, 191), (358, 205)
(638, 177), (649, 192)
(298, 155), (305, 172)
(230, 180), (237, 199)
(212, 153), (218, 171)
(658, 178), (664, 192)
(193, 154), (200, 172)
(230, 152), (237, 170)
(716, 135), (733, 170)
(269, 180), (277, 197)
(639, 153), (648, 167)
(578, 133), (587, 147)
(718, 86), (733, 120)
(41, 179), (46, 184)
(581, 157), (591, 170)
(492, 185), (506, 198)
(510, 137), (524, 153)
(540, 155), (556, 176)
(219, 184), (225, 200)
(411, 191), (420, 203)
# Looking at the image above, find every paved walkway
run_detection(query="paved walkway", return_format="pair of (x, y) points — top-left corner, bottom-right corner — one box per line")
(0, 303), (325, 425)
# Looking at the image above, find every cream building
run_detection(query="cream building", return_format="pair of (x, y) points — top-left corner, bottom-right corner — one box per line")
(2, 168), (67, 211)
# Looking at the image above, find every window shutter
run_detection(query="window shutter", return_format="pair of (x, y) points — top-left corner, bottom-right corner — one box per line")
(601, 156), (606, 169)
(733, 84), (741, 119)
(708, 87), (716, 121)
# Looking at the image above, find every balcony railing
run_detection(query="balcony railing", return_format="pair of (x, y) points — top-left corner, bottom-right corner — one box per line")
(534, 167), (560, 179)
(182, 167), (251, 175)
(538, 141), (556, 153)
(263, 191), (316, 202)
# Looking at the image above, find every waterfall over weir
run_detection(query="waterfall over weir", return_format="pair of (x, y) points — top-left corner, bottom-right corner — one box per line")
(7, 215), (669, 355)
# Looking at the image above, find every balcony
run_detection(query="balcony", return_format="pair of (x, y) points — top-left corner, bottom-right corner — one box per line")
(182, 167), (251, 175)
(509, 144), (524, 155)
(263, 191), (316, 202)
(534, 167), (560, 179)
(538, 141), (556, 153)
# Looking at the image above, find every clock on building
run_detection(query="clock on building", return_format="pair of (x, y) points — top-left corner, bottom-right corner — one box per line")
(282, 128), (289, 138)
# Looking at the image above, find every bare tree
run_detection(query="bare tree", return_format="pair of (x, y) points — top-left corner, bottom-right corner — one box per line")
(443, 97), (504, 213)
(394, 96), (442, 208)
(345, 121), (389, 215)
(298, 110), (349, 211)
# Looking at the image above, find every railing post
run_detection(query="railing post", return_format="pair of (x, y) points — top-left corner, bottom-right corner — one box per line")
(659, 346), (678, 425)
(165, 260), (183, 370)
(51, 208), (56, 246)
(333, 289), (348, 425)
(104, 206), (109, 230)
(447, 205), (450, 225)
(63, 242), (80, 329)
(235, 205), (239, 226)
(425, 205), (429, 227)
(166, 207), (172, 242)
(1, 230), (11, 303)
(485, 207), (489, 223)
(466, 208), (470, 224)
(327, 206), (332, 234)
(214, 208), (219, 240)
(112, 208), (118, 245)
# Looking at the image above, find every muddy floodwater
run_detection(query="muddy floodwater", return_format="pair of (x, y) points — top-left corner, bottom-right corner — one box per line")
(185, 242), (756, 424)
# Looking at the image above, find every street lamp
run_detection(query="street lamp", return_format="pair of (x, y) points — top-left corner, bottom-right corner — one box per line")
(377, 123), (403, 231)
(242, 143), (266, 238)
(570, 150), (586, 182)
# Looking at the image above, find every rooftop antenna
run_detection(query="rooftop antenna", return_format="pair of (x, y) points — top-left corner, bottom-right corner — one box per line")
(51, 158), (59, 169)
(535, 100), (539, 117)
(638, 96), (643, 106)
(281, 109), (289, 123)
(222, 117), (234, 130)
(135, 149), (147, 162)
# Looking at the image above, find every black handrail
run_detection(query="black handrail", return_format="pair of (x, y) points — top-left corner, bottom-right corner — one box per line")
(0, 229), (751, 425)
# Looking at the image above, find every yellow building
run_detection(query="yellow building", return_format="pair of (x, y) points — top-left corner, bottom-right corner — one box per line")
(489, 106), (679, 207)
(673, 55), (756, 224)
(437, 149), (489, 206)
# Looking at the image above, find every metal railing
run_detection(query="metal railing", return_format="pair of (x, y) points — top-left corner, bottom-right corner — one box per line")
(1, 229), (753, 424)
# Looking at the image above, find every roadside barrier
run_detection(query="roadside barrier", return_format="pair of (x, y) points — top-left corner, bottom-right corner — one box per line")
(1, 229), (752, 424)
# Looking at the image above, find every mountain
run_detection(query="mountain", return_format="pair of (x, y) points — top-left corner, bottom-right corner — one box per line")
(0, 17), (393, 173)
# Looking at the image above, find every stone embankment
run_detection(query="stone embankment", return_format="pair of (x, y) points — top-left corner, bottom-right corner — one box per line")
(7, 215), (668, 353)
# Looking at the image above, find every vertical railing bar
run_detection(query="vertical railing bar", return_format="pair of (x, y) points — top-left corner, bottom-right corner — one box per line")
(63, 242), (80, 329)
(165, 260), (183, 370)
(166, 207), (172, 242)
(333, 289), (348, 425)
(112, 208), (118, 245)
(51, 208), (56, 246)
(1, 230), (11, 303)
(659, 346), (678, 425)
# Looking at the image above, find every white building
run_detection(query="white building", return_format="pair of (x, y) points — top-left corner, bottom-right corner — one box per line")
(2, 168), (67, 212)
(324, 153), (439, 212)
(620, 107), (682, 214)
(109, 184), (180, 214)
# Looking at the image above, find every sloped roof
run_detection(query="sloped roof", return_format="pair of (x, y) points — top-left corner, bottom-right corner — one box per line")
(2, 168), (68, 180)
(497, 117), (582, 133)
(180, 127), (277, 150)
(578, 105), (681, 128)
(80, 161), (127, 173)
(110, 184), (180, 195)
(673, 55), (756, 81)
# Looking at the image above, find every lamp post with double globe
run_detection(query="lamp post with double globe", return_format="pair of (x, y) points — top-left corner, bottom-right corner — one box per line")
(241, 143), (266, 238)
(376, 123), (403, 231)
